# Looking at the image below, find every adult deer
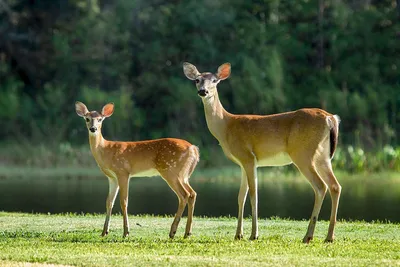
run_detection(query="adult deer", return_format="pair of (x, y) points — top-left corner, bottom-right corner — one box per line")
(75, 101), (199, 238)
(183, 62), (341, 243)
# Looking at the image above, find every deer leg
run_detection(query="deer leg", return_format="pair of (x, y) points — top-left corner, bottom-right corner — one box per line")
(161, 172), (190, 239)
(118, 176), (130, 238)
(294, 161), (327, 243)
(317, 161), (342, 242)
(183, 182), (197, 238)
(170, 181), (189, 239)
(102, 176), (119, 236)
(243, 162), (258, 240)
(235, 168), (249, 240)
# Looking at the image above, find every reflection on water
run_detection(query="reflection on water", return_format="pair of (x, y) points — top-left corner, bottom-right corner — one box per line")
(0, 172), (399, 222)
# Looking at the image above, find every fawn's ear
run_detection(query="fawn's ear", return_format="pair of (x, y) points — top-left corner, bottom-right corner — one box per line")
(102, 103), (114, 118)
(216, 63), (231, 80)
(75, 101), (89, 117)
(183, 62), (201, 80)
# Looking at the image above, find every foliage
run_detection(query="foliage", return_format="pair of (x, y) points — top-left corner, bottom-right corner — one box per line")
(1, 141), (400, 172)
(0, 1), (399, 167)
(332, 145), (400, 173)
(0, 212), (399, 266)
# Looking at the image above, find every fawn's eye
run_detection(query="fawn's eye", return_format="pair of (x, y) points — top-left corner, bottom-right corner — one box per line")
(98, 119), (102, 122)
(85, 118), (90, 122)
(195, 79), (200, 84)
(212, 79), (218, 83)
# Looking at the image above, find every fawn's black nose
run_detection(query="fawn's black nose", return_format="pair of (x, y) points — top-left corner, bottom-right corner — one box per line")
(198, 89), (208, 97)
(89, 127), (97, 133)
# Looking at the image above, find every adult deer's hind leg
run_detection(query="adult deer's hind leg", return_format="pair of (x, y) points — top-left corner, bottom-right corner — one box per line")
(316, 160), (341, 242)
(292, 155), (327, 243)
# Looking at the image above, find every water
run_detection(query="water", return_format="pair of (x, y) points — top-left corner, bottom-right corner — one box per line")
(1, 171), (399, 222)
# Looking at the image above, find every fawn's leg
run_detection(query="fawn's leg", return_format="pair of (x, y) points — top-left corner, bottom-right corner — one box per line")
(118, 176), (130, 238)
(102, 176), (119, 236)
(183, 182), (197, 238)
(162, 173), (189, 239)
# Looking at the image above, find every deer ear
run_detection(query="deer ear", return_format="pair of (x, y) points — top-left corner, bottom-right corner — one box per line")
(102, 103), (114, 118)
(216, 63), (231, 80)
(75, 101), (89, 117)
(183, 62), (200, 80)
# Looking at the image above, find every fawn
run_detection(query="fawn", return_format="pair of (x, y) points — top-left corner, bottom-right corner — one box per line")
(75, 101), (199, 238)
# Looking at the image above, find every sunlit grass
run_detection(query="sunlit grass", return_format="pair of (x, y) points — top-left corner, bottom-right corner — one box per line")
(0, 212), (399, 266)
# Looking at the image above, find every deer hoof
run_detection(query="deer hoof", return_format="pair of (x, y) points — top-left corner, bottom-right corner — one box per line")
(249, 235), (258, 241)
(169, 231), (176, 239)
(303, 236), (313, 244)
(101, 230), (109, 237)
(235, 234), (243, 240)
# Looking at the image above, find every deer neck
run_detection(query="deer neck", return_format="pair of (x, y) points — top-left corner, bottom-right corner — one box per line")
(202, 91), (231, 142)
(88, 131), (107, 163)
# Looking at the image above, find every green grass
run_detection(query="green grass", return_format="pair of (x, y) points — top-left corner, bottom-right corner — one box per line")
(0, 212), (399, 266)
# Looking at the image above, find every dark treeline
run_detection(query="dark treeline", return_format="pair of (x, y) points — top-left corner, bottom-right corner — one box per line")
(0, 0), (399, 166)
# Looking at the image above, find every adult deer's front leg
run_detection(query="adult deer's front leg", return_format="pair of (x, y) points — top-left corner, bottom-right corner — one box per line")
(243, 161), (258, 240)
(102, 176), (119, 236)
(235, 168), (249, 240)
(118, 176), (130, 238)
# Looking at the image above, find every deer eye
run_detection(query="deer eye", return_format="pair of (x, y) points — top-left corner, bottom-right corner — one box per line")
(195, 79), (200, 84)
(98, 118), (102, 122)
(212, 79), (218, 83)
(85, 118), (90, 122)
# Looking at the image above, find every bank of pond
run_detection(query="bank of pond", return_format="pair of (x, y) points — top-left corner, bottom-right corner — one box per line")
(0, 168), (399, 223)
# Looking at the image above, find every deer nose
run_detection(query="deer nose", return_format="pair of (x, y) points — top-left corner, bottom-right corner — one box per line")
(89, 127), (97, 133)
(198, 89), (208, 97)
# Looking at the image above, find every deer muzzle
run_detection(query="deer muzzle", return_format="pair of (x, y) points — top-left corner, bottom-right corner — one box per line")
(198, 89), (208, 97)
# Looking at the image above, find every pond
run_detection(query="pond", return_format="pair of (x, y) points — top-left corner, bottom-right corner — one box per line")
(1, 169), (399, 222)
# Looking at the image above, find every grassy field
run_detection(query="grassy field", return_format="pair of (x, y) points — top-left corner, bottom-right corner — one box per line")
(0, 212), (399, 266)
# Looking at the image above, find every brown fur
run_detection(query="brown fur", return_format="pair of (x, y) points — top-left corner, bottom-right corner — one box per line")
(75, 101), (199, 238)
(183, 62), (342, 243)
